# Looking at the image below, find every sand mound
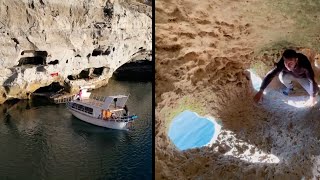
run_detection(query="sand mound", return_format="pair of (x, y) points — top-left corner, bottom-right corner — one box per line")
(156, 0), (320, 179)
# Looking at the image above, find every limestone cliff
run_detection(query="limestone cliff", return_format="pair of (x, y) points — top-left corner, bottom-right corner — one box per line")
(0, 0), (151, 103)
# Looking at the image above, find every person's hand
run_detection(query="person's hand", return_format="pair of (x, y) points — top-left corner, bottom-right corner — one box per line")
(305, 96), (317, 107)
(253, 90), (264, 104)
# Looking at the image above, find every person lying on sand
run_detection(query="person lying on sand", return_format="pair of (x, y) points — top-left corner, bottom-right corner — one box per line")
(253, 49), (319, 107)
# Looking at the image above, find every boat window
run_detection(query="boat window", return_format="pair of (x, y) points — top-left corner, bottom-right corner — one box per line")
(71, 103), (93, 114)
(84, 106), (93, 114)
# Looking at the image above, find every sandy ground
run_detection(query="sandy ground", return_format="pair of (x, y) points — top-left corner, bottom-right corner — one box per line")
(156, 0), (320, 179)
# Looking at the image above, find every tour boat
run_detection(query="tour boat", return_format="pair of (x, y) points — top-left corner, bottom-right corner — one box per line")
(66, 87), (137, 130)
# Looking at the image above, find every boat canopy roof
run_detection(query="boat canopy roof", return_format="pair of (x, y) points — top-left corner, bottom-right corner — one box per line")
(103, 95), (128, 109)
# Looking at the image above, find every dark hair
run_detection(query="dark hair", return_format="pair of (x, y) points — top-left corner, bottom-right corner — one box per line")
(283, 49), (297, 59)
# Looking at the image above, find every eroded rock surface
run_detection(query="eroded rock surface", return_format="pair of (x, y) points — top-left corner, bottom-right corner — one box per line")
(0, 0), (151, 103)
(156, 0), (320, 179)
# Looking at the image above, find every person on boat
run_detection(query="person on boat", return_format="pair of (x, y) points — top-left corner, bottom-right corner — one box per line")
(76, 89), (82, 100)
(253, 49), (319, 107)
(102, 109), (112, 120)
(113, 98), (117, 108)
(111, 112), (117, 119)
(123, 105), (129, 116)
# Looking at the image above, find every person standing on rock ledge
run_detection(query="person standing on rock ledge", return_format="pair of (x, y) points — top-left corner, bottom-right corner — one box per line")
(253, 49), (319, 107)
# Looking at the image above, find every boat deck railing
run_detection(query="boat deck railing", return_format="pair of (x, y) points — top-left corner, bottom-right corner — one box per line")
(99, 116), (136, 123)
(54, 93), (106, 104)
(54, 95), (76, 104)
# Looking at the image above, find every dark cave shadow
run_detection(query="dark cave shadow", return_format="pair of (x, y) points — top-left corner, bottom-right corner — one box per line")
(3, 68), (18, 94)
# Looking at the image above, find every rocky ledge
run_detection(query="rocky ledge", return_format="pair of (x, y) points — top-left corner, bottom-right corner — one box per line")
(0, 0), (151, 104)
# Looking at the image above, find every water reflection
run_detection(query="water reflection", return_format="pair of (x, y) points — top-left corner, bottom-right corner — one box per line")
(0, 78), (152, 179)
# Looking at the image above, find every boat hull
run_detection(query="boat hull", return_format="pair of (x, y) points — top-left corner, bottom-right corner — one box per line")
(68, 108), (128, 130)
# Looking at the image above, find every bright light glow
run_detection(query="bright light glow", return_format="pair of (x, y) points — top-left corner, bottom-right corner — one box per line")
(247, 69), (262, 91)
(315, 60), (320, 68)
(169, 111), (280, 164)
(224, 148), (280, 164)
(284, 99), (308, 108)
(218, 130), (280, 164)
(281, 94), (316, 108)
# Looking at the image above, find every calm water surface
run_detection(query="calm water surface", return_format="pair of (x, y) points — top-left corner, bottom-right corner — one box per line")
(0, 78), (152, 179)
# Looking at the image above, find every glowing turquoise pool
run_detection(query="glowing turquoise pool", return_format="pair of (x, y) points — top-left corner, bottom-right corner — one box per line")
(168, 110), (221, 151)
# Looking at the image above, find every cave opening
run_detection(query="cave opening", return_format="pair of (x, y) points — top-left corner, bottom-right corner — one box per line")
(78, 69), (90, 79)
(92, 48), (111, 56)
(102, 49), (111, 55)
(33, 82), (64, 94)
(21, 50), (48, 57)
(18, 56), (46, 66)
(113, 60), (152, 81)
(48, 60), (59, 65)
(67, 67), (106, 81)
(67, 68), (90, 80)
(67, 75), (73, 80)
(18, 50), (48, 67)
(168, 110), (221, 151)
(92, 49), (102, 56)
(103, 1), (114, 18)
(92, 67), (105, 76)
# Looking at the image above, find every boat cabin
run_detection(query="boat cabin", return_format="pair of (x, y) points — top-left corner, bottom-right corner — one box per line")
(69, 90), (130, 121)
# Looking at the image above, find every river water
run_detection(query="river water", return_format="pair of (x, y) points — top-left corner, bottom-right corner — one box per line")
(0, 78), (152, 179)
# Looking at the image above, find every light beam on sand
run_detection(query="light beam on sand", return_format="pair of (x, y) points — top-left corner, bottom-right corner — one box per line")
(283, 99), (309, 108)
(272, 79), (320, 108)
(218, 130), (280, 164)
(168, 111), (280, 163)
(280, 86), (320, 108)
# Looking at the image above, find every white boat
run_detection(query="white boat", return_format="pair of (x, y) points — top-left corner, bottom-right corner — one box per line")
(66, 87), (137, 130)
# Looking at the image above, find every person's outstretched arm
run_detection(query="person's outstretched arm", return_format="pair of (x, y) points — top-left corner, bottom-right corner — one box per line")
(253, 58), (283, 103)
(260, 58), (284, 91)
